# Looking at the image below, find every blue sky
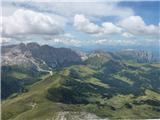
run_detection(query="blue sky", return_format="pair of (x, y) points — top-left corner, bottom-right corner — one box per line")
(119, 1), (159, 25)
(1, 0), (160, 51)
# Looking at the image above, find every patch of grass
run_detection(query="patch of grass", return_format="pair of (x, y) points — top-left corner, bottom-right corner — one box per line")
(10, 72), (28, 80)
(112, 74), (134, 85)
(85, 77), (109, 88)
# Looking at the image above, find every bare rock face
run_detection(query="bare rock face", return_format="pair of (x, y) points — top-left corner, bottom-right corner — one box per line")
(114, 49), (156, 63)
(53, 112), (109, 120)
(1, 42), (82, 70)
(1, 43), (35, 69)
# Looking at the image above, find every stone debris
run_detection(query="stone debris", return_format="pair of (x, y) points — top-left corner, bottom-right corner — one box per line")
(50, 111), (109, 120)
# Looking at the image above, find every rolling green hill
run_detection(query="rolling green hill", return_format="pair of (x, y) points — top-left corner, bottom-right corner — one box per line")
(2, 57), (160, 119)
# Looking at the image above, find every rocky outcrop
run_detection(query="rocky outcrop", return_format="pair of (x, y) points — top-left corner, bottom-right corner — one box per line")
(114, 49), (157, 63)
(1, 42), (82, 70)
(53, 111), (109, 120)
(86, 49), (158, 63)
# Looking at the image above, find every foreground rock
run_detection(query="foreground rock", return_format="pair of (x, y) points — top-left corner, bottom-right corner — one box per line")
(52, 112), (109, 120)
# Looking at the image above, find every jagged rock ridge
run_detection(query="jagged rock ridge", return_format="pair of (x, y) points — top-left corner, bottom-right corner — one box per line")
(1, 42), (82, 70)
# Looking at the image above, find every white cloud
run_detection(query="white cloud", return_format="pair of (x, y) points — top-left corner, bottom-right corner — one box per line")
(3, 2), (134, 19)
(63, 33), (74, 38)
(45, 37), (137, 47)
(74, 14), (100, 34)
(119, 16), (159, 36)
(74, 2), (133, 18)
(1, 1), (159, 48)
(74, 15), (159, 37)
(93, 37), (159, 46)
(51, 38), (82, 47)
(122, 32), (133, 38)
(25, 0), (160, 1)
(2, 9), (67, 36)
(74, 14), (122, 35)
(0, 20), (2, 34)
(102, 22), (122, 34)
(1, 0), (113, 2)
(42, 37), (159, 47)
(0, 37), (11, 44)
(94, 39), (136, 46)
(95, 39), (107, 44)
(1, 2), (18, 17)
(2, 0), (103, 2)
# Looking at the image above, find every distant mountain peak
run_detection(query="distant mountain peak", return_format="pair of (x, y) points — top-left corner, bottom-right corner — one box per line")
(2, 42), (82, 70)
(27, 42), (40, 49)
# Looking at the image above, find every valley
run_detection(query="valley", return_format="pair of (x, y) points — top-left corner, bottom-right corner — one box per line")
(1, 43), (160, 120)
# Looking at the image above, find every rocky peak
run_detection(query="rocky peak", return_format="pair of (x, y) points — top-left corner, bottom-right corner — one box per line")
(2, 42), (82, 69)
(27, 42), (40, 50)
(114, 49), (155, 63)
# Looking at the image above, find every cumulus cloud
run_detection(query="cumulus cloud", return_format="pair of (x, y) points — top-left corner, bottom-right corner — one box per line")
(74, 14), (100, 34)
(102, 22), (122, 34)
(119, 16), (159, 36)
(2, 9), (67, 36)
(74, 14), (122, 35)
(1, 1), (158, 48)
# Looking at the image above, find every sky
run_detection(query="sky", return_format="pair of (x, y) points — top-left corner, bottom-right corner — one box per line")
(0, 0), (160, 51)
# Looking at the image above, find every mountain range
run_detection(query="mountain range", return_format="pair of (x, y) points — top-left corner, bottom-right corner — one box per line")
(2, 43), (82, 69)
(1, 43), (160, 120)
(2, 43), (158, 70)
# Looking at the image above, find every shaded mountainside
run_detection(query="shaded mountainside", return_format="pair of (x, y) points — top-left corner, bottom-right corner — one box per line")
(1, 65), (48, 99)
(2, 42), (82, 69)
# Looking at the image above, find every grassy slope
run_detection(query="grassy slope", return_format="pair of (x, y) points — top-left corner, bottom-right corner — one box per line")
(1, 65), (50, 99)
(2, 72), (61, 120)
(2, 63), (160, 120)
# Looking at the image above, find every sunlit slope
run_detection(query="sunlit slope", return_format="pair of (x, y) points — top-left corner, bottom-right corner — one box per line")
(2, 60), (160, 120)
